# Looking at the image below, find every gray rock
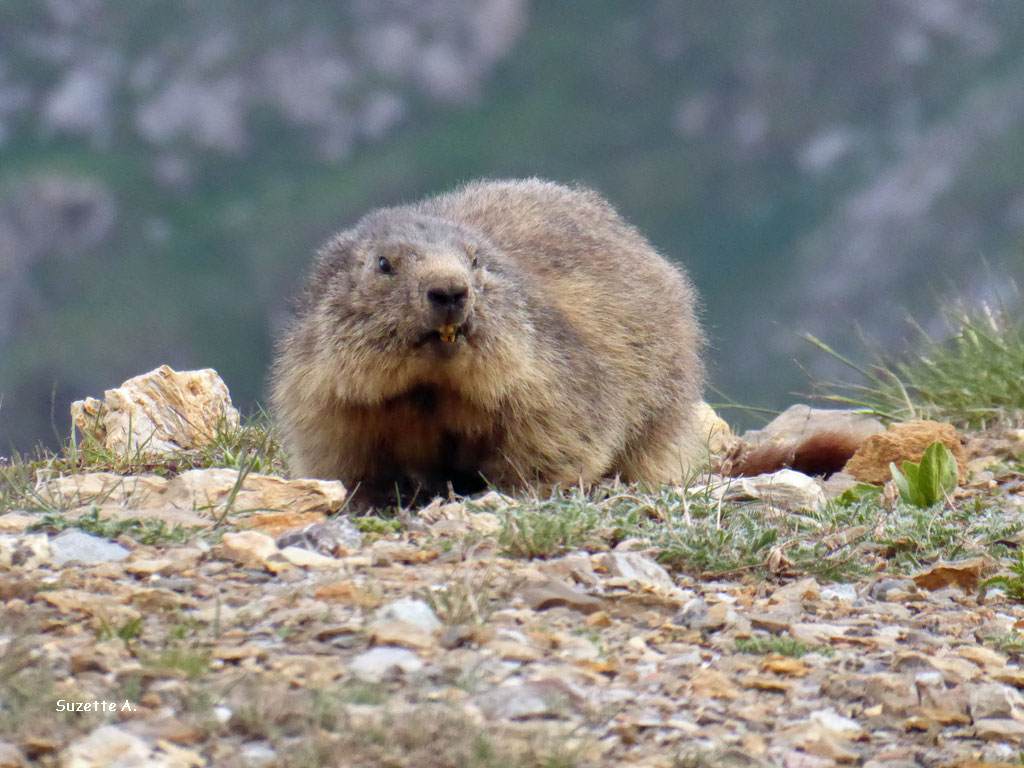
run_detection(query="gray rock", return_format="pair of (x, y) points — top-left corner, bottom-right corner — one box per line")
(599, 551), (677, 593)
(868, 578), (915, 601)
(473, 680), (575, 720)
(521, 578), (603, 614)
(59, 725), (151, 767)
(973, 717), (1024, 741)
(349, 646), (424, 683)
(50, 529), (130, 567)
(719, 469), (828, 511)
(276, 517), (362, 555)
(820, 583), (858, 602)
(673, 596), (709, 630)
(240, 741), (278, 767)
(968, 682), (1023, 720)
(373, 598), (441, 632)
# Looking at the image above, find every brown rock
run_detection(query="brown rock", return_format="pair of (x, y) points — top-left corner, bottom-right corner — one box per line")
(367, 620), (437, 651)
(37, 469), (347, 517)
(912, 557), (990, 592)
(0, 513), (39, 533)
(245, 511), (327, 536)
(0, 742), (26, 768)
(219, 530), (279, 566)
(71, 365), (239, 457)
(731, 405), (885, 477)
(314, 580), (381, 608)
(485, 639), (544, 662)
(522, 578), (603, 614)
(843, 420), (967, 485)
(973, 717), (1024, 742)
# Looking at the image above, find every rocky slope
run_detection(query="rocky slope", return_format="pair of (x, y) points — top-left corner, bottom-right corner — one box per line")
(1, 367), (1023, 766)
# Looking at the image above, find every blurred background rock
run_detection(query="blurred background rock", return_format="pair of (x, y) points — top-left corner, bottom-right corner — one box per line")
(1, 0), (1022, 452)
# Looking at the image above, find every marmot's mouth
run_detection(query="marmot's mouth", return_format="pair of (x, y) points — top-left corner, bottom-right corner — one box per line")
(417, 323), (467, 346)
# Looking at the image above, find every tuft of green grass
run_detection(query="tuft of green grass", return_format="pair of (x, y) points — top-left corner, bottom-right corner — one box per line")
(28, 507), (200, 545)
(149, 648), (212, 681)
(96, 616), (145, 645)
(734, 633), (833, 658)
(351, 515), (403, 536)
(420, 563), (505, 626)
(809, 281), (1024, 429)
(497, 489), (605, 558)
(487, 480), (1017, 583)
(0, 412), (284, 516)
(983, 631), (1024, 657)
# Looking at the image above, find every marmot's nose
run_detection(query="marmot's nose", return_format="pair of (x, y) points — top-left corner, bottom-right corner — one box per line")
(426, 285), (469, 311)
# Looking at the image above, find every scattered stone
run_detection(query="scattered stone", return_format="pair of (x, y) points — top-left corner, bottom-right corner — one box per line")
(485, 638), (544, 662)
(0, 513), (39, 533)
(844, 420), (968, 485)
(809, 708), (865, 739)
(314, 580), (381, 608)
(59, 726), (153, 768)
(439, 624), (474, 649)
(247, 511), (326, 537)
(473, 680), (575, 720)
(373, 598), (442, 632)
(673, 596), (710, 630)
(275, 517), (362, 554)
(239, 741), (278, 767)
(220, 530), (279, 566)
(521, 578), (603, 614)
(820, 584), (858, 602)
(368, 619), (437, 651)
(913, 557), (990, 592)
(49, 528), (131, 566)
(123, 557), (176, 576)
(730, 404), (885, 477)
(5, 384), (1024, 763)
(471, 490), (517, 510)
(165, 469), (347, 515)
(0, 533), (51, 569)
(868, 578), (916, 601)
(0, 743), (26, 768)
(719, 469), (828, 511)
(973, 717), (1024, 742)
(600, 551), (678, 594)
(70, 365), (240, 457)
(349, 646), (424, 683)
(968, 682), (1023, 720)
(36, 469), (347, 516)
(278, 545), (341, 569)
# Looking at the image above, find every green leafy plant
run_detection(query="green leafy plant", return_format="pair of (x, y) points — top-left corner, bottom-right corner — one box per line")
(836, 482), (883, 506)
(981, 549), (1024, 603)
(889, 441), (958, 508)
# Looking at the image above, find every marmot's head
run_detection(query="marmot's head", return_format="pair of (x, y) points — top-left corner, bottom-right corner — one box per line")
(298, 209), (523, 402)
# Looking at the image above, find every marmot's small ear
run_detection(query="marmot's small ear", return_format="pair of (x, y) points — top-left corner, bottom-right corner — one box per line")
(321, 235), (357, 266)
(301, 234), (357, 308)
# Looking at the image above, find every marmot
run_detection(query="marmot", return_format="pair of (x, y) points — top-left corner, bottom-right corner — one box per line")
(271, 179), (704, 506)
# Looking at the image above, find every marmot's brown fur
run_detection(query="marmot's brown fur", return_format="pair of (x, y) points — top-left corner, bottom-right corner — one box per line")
(271, 179), (704, 506)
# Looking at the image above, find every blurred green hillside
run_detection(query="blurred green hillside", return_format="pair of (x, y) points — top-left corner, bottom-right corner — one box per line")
(1, 1), (1023, 451)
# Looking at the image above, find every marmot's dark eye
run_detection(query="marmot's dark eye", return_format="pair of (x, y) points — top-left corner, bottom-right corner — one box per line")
(471, 253), (479, 268)
(378, 257), (393, 274)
